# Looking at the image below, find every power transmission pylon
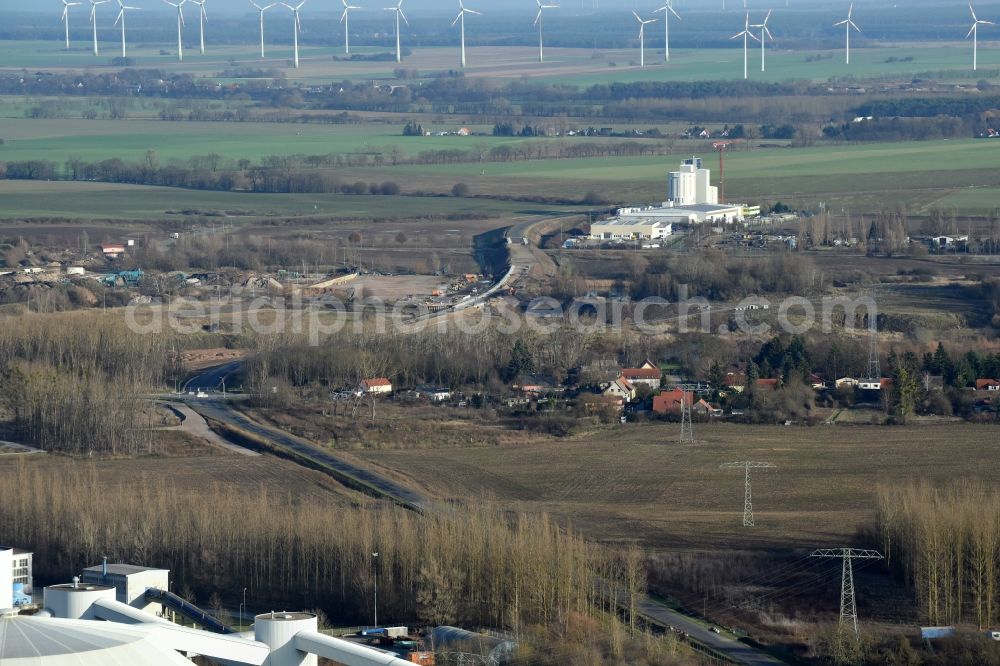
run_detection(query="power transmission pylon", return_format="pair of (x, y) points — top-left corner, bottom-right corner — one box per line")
(720, 462), (775, 526)
(679, 397), (694, 444)
(810, 548), (883, 639)
(864, 289), (880, 381)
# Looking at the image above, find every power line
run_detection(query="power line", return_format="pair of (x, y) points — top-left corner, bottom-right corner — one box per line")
(719, 461), (775, 527)
(679, 396), (694, 444)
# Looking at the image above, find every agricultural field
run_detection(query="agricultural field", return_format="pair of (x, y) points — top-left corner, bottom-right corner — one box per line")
(0, 38), (993, 85)
(354, 421), (994, 552)
(0, 180), (576, 221)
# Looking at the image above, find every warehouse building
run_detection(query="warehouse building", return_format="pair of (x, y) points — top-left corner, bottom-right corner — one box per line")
(82, 562), (169, 613)
(589, 218), (672, 241)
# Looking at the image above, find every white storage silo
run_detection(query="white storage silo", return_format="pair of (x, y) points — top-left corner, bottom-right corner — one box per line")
(43, 582), (116, 620)
(255, 611), (318, 666)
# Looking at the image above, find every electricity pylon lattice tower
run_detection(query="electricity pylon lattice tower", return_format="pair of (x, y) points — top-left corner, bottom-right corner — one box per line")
(810, 548), (883, 638)
(720, 461), (775, 527)
(679, 397), (694, 444)
(864, 289), (880, 381)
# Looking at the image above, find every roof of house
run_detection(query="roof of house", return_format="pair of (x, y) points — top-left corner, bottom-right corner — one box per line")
(724, 371), (747, 387)
(652, 389), (695, 412)
(622, 367), (661, 380)
(362, 377), (392, 387)
(755, 378), (780, 389)
(976, 378), (1000, 390)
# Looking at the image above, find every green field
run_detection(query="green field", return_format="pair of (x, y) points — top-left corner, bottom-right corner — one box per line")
(0, 39), (993, 85)
(0, 118), (522, 163)
(0, 180), (578, 220)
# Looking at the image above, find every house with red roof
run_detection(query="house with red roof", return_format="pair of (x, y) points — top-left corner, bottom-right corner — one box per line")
(359, 377), (393, 394)
(976, 378), (1000, 392)
(652, 388), (695, 414)
(620, 359), (662, 389)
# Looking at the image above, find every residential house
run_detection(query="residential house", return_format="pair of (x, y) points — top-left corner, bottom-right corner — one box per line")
(858, 378), (891, 391)
(835, 377), (858, 389)
(723, 371), (747, 393)
(652, 388), (695, 414)
(976, 378), (1000, 392)
(621, 360), (662, 389)
(513, 374), (561, 395)
(360, 377), (393, 394)
(602, 376), (636, 402)
(692, 398), (722, 417)
(101, 243), (126, 259)
(808, 373), (827, 390)
(755, 378), (780, 391)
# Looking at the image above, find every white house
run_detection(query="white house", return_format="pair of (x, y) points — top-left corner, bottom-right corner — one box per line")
(360, 378), (393, 394)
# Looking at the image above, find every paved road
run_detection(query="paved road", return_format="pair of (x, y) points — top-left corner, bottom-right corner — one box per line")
(634, 596), (787, 666)
(158, 401), (259, 457)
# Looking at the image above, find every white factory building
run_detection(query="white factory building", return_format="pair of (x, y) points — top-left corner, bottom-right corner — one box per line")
(591, 158), (745, 240)
(668, 157), (719, 206)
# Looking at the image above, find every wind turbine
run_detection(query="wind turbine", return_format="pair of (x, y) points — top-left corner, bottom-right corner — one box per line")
(633, 11), (657, 68)
(968, 4), (994, 71)
(162, 0), (186, 62)
(451, 0), (481, 68)
(534, 0), (557, 64)
(113, 0), (140, 59)
(250, 1), (275, 58)
(281, 0), (306, 69)
(750, 8), (773, 72)
(731, 11), (759, 79)
(833, 3), (860, 65)
(383, 0), (407, 64)
(653, 0), (679, 63)
(340, 0), (360, 54)
(191, 0), (207, 54)
(89, 0), (109, 55)
(61, 0), (82, 50)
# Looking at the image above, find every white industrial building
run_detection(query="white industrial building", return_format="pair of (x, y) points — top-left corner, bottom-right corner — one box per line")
(589, 218), (673, 241)
(82, 562), (169, 613)
(0, 578), (420, 666)
(1, 546), (33, 608)
(668, 157), (718, 206)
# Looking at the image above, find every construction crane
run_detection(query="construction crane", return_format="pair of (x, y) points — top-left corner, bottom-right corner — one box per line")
(712, 141), (731, 204)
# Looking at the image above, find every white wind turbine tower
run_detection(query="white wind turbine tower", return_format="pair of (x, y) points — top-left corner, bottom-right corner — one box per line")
(968, 3), (994, 71)
(340, 0), (360, 54)
(191, 0), (207, 54)
(750, 8), (773, 72)
(833, 3), (860, 65)
(731, 11), (759, 79)
(451, 0), (481, 69)
(162, 0), (186, 62)
(383, 0), (407, 63)
(89, 0), (109, 55)
(113, 0), (140, 59)
(250, 1), (275, 58)
(633, 11), (657, 68)
(61, 0), (82, 50)
(653, 0), (679, 63)
(281, 0), (307, 68)
(534, 0), (557, 64)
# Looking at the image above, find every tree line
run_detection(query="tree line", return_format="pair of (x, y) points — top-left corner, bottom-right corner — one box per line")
(0, 461), (686, 665)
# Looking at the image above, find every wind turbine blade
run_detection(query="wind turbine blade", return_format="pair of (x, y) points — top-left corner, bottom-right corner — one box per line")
(340, 8), (347, 21)
(731, 31), (743, 39)
(763, 8), (771, 24)
(833, 19), (847, 26)
(296, 0), (307, 8)
(633, 10), (641, 22)
(451, 11), (461, 25)
(398, 8), (408, 24)
(764, 25), (773, 40)
(748, 30), (760, 42)
(848, 2), (853, 19)
(534, 9), (541, 24)
(849, 19), (859, 31)
(970, 3), (978, 22)
(670, 5), (680, 19)
(281, 2), (293, 8)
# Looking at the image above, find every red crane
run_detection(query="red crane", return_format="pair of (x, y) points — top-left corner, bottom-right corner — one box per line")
(712, 141), (731, 204)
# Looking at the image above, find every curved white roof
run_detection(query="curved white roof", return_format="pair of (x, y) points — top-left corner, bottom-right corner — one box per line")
(0, 615), (192, 665)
